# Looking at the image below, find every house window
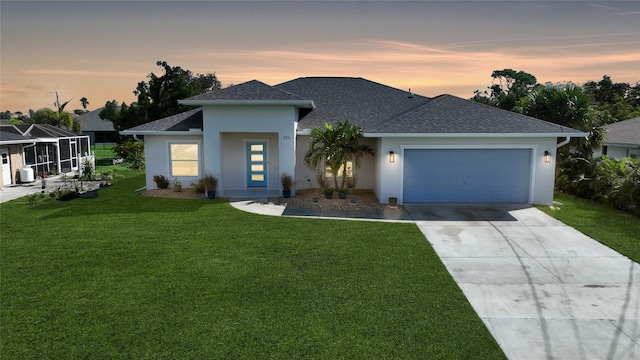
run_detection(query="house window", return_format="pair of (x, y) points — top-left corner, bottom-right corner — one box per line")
(325, 160), (353, 178)
(170, 143), (199, 177)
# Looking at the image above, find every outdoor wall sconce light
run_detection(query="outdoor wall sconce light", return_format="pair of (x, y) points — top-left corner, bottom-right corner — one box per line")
(544, 150), (551, 163)
(389, 151), (395, 163)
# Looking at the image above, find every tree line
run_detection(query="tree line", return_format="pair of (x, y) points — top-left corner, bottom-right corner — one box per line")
(472, 69), (640, 216)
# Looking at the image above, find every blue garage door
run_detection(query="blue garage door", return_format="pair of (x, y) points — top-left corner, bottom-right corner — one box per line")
(403, 149), (531, 203)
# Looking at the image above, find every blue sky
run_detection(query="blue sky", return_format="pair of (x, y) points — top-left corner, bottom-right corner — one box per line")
(1, 0), (639, 114)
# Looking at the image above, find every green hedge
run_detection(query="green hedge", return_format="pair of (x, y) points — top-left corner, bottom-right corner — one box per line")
(557, 155), (640, 216)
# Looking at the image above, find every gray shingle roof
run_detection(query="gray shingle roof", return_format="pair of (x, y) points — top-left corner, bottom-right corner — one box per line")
(602, 117), (640, 146)
(123, 108), (203, 132)
(367, 94), (583, 134)
(275, 77), (429, 130)
(183, 80), (305, 101)
(0, 128), (35, 142)
(75, 108), (116, 132)
(122, 77), (585, 135)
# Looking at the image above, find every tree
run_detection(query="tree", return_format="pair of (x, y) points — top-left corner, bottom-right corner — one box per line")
(80, 97), (89, 111)
(304, 121), (374, 190)
(584, 75), (640, 123)
(520, 82), (604, 158)
(472, 69), (538, 111)
(103, 61), (221, 130)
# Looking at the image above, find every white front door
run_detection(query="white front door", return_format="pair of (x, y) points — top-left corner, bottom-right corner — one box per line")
(1, 149), (12, 186)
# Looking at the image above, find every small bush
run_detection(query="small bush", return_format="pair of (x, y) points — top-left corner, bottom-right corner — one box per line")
(153, 174), (170, 189)
(113, 140), (144, 170)
(191, 179), (206, 193)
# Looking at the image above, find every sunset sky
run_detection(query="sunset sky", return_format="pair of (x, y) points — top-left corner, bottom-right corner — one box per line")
(1, 0), (639, 114)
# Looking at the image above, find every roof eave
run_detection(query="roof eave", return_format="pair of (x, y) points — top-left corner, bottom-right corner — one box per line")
(361, 132), (589, 138)
(119, 130), (203, 136)
(178, 99), (316, 109)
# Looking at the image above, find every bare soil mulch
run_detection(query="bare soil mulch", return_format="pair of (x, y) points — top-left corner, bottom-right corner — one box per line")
(143, 187), (400, 212)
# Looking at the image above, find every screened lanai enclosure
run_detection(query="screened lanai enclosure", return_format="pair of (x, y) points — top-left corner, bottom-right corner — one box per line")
(2, 124), (92, 177)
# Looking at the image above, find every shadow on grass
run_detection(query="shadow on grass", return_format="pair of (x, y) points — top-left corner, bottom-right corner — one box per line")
(31, 174), (220, 220)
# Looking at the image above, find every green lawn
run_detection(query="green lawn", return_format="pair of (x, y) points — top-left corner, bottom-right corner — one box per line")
(538, 192), (640, 263)
(0, 173), (505, 359)
(91, 145), (130, 173)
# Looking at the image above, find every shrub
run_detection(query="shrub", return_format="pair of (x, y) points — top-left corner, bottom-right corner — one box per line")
(203, 173), (218, 192)
(153, 174), (170, 189)
(191, 179), (206, 193)
(280, 173), (293, 190)
(557, 155), (640, 217)
(113, 140), (145, 170)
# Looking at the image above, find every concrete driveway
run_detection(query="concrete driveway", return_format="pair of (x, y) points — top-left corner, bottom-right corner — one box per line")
(405, 203), (640, 360)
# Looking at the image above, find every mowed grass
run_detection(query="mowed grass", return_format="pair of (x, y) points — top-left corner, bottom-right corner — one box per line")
(1, 174), (505, 359)
(538, 192), (640, 263)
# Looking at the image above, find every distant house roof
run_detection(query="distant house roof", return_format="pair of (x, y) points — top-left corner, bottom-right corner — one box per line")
(0, 128), (36, 144)
(122, 108), (203, 133)
(75, 108), (116, 132)
(0, 124), (85, 145)
(602, 117), (640, 146)
(123, 77), (585, 136)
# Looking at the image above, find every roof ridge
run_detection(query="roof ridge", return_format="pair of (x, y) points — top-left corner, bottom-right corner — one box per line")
(368, 98), (432, 130)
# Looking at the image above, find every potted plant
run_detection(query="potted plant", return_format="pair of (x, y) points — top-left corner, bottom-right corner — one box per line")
(323, 187), (334, 199)
(338, 187), (348, 199)
(173, 178), (182, 192)
(203, 173), (218, 199)
(280, 173), (293, 198)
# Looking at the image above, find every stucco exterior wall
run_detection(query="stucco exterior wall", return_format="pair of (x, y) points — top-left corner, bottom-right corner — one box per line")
(221, 132), (279, 191)
(375, 136), (559, 205)
(143, 134), (204, 190)
(202, 105), (298, 196)
(0, 145), (24, 186)
(594, 145), (639, 159)
(294, 135), (377, 191)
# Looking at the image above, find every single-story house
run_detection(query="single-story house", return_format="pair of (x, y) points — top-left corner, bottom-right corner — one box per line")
(0, 124), (92, 186)
(75, 108), (119, 145)
(121, 77), (586, 205)
(594, 117), (640, 159)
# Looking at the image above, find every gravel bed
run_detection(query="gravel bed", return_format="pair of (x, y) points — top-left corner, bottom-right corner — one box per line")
(143, 188), (401, 212)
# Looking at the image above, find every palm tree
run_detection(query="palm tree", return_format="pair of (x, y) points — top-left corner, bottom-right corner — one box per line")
(304, 121), (374, 190)
(334, 122), (374, 189)
(304, 122), (343, 189)
(80, 97), (89, 111)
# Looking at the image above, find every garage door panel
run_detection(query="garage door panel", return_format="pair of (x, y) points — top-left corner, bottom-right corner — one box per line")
(403, 149), (531, 203)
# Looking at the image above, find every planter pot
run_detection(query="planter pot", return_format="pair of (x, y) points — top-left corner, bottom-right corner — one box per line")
(324, 192), (334, 199)
(174, 185), (182, 192)
(338, 191), (347, 199)
(388, 197), (398, 207)
(312, 197), (319, 203)
(207, 191), (216, 199)
(283, 189), (291, 198)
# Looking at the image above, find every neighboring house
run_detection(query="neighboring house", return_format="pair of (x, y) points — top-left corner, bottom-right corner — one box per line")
(75, 108), (119, 145)
(121, 77), (586, 205)
(0, 124), (92, 187)
(594, 117), (640, 159)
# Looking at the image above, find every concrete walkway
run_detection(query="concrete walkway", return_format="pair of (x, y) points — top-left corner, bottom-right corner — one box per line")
(405, 203), (640, 360)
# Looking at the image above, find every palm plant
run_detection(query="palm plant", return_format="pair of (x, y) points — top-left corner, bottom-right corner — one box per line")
(304, 121), (374, 190)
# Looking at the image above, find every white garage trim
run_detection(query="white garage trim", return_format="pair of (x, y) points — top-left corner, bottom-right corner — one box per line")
(399, 145), (539, 203)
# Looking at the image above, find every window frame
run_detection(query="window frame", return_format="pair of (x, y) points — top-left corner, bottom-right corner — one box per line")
(169, 142), (200, 178)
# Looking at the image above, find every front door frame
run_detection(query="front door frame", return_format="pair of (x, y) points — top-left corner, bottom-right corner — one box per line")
(246, 140), (268, 188)
(1, 148), (12, 186)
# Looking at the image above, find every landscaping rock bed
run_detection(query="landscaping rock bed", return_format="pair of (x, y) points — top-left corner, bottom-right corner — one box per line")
(143, 187), (401, 212)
